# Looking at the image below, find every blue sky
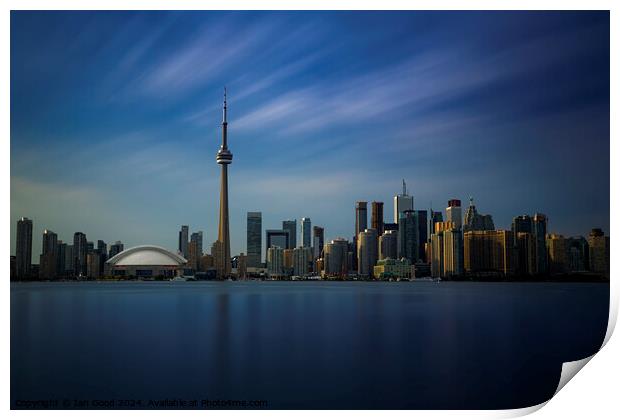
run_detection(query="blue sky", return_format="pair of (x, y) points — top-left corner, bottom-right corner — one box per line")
(10, 11), (609, 257)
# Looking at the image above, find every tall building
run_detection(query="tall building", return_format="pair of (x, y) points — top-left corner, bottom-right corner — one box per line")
(190, 231), (203, 256)
(64, 244), (74, 276)
(301, 217), (311, 248)
(247, 212), (262, 267)
(266, 229), (289, 250)
(267, 246), (284, 277)
(463, 197), (495, 232)
(237, 253), (248, 279)
(588, 228), (610, 276)
(415, 210), (428, 261)
(463, 230), (515, 277)
(56, 241), (66, 278)
(16, 217), (33, 279)
(446, 199), (462, 230)
(355, 201), (368, 243)
(87, 252), (102, 279)
(533, 213), (548, 275)
(357, 228), (378, 277)
(73, 232), (88, 277)
(546, 234), (568, 274)
(283, 248), (294, 274)
(371, 201), (384, 236)
(393, 179), (414, 223)
(188, 239), (201, 272)
(323, 238), (349, 278)
(178, 225), (189, 258)
(515, 232), (535, 276)
(215, 88), (233, 279)
(430, 230), (445, 278)
(109, 241), (124, 259)
(97, 240), (107, 259)
(379, 230), (398, 260)
(282, 220), (297, 249)
(398, 210), (418, 263)
(443, 228), (464, 277)
(293, 247), (312, 276)
(429, 210), (443, 235)
(313, 226), (325, 259)
(39, 229), (58, 280)
(567, 236), (589, 272)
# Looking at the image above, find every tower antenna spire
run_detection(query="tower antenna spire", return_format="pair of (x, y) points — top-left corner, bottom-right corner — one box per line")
(402, 179), (406, 196)
(223, 86), (227, 123)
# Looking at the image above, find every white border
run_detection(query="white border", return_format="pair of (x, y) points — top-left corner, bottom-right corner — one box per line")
(3, 1), (617, 419)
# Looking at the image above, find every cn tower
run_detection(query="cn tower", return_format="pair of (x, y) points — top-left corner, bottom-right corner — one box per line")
(216, 88), (233, 278)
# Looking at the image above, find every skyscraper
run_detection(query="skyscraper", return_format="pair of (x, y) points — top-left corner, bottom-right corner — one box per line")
(178, 225), (189, 258)
(16, 217), (33, 279)
(533, 213), (548, 275)
(39, 229), (58, 280)
(313, 226), (325, 260)
(215, 88), (233, 279)
(463, 197), (495, 232)
(247, 212), (262, 267)
(73, 232), (88, 277)
(190, 231), (203, 257)
(429, 210), (443, 235)
(446, 199), (462, 230)
(393, 179), (414, 223)
(588, 228), (610, 276)
(379, 230), (398, 260)
(267, 246), (284, 277)
(56, 241), (66, 278)
(546, 234), (568, 274)
(323, 238), (349, 278)
(109, 241), (124, 258)
(415, 210), (428, 261)
(266, 229), (289, 250)
(293, 247), (312, 276)
(357, 228), (378, 277)
(398, 210), (418, 263)
(355, 201), (368, 243)
(463, 230), (515, 277)
(301, 217), (312, 248)
(282, 220), (297, 249)
(371, 201), (384, 236)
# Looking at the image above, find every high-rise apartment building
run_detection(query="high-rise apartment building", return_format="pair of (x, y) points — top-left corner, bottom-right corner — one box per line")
(446, 199), (462, 230)
(415, 210), (428, 261)
(190, 231), (203, 257)
(546, 234), (568, 274)
(323, 238), (349, 277)
(398, 210), (418, 263)
(247, 212), (262, 267)
(355, 201), (368, 246)
(282, 220), (297, 249)
(379, 230), (398, 260)
(443, 228), (463, 277)
(371, 202), (384, 236)
(567, 236), (589, 272)
(39, 229), (58, 280)
(313, 226), (325, 259)
(293, 247), (312, 276)
(515, 232), (535, 276)
(429, 210), (443, 235)
(301, 217), (311, 248)
(533, 213), (548, 275)
(178, 225), (189, 258)
(266, 229), (289, 250)
(588, 228), (610, 276)
(73, 232), (88, 277)
(357, 228), (378, 277)
(463, 230), (515, 277)
(109, 241), (124, 258)
(393, 179), (414, 224)
(267, 246), (284, 277)
(16, 217), (33, 279)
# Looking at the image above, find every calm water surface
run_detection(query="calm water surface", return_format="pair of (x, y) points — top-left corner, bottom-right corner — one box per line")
(11, 281), (609, 409)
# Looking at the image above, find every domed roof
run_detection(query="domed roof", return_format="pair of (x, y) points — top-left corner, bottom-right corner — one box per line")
(106, 245), (187, 266)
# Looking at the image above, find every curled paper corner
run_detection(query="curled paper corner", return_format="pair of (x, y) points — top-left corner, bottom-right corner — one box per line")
(554, 354), (595, 396)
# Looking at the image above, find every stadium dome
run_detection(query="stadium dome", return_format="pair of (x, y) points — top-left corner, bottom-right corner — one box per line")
(106, 245), (187, 279)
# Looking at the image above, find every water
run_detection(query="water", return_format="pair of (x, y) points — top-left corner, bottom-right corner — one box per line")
(11, 281), (609, 409)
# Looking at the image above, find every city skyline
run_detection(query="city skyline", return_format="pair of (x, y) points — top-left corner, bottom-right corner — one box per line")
(10, 11), (610, 258)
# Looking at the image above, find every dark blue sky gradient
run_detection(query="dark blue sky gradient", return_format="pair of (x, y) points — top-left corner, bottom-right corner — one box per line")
(10, 11), (610, 256)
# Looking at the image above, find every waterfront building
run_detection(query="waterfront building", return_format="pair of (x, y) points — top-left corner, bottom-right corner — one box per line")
(190, 231), (203, 256)
(393, 179), (414, 223)
(313, 226), (325, 259)
(588, 228), (610, 277)
(430, 231), (445, 278)
(87, 252), (102, 279)
(16, 217), (33, 279)
(267, 246), (284, 277)
(301, 217), (312, 248)
(237, 253), (247, 279)
(293, 247), (312, 276)
(567, 236), (589, 272)
(200, 254), (215, 270)
(355, 201), (368, 253)
(516, 232), (535, 276)
(374, 257), (413, 280)
(357, 228), (378, 278)
(533, 213), (548, 275)
(39, 229), (58, 280)
(379, 230), (398, 260)
(415, 210), (428, 261)
(283, 248), (294, 271)
(188, 239), (201, 271)
(246, 212), (262, 267)
(446, 199), (462, 230)
(398, 210), (419, 263)
(371, 201), (384, 236)
(443, 228), (464, 277)
(282, 220), (297, 249)
(215, 88), (233, 279)
(463, 197), (495, 232)
(73, 232), (88, 277)
(429, 210), (443, 236)
(211, 240), (226, 278)
(323, 238), (349, 278)
(463, 230), (515, 277)
(106, 245), (187, 278)
(546, 234), (568, 274)
(267, 229), (289, 250)
(178, 225), (189, 258)
(56, 241), (66, 278)
(64, 244), (74, 276)
(109, 241), (124, 258)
